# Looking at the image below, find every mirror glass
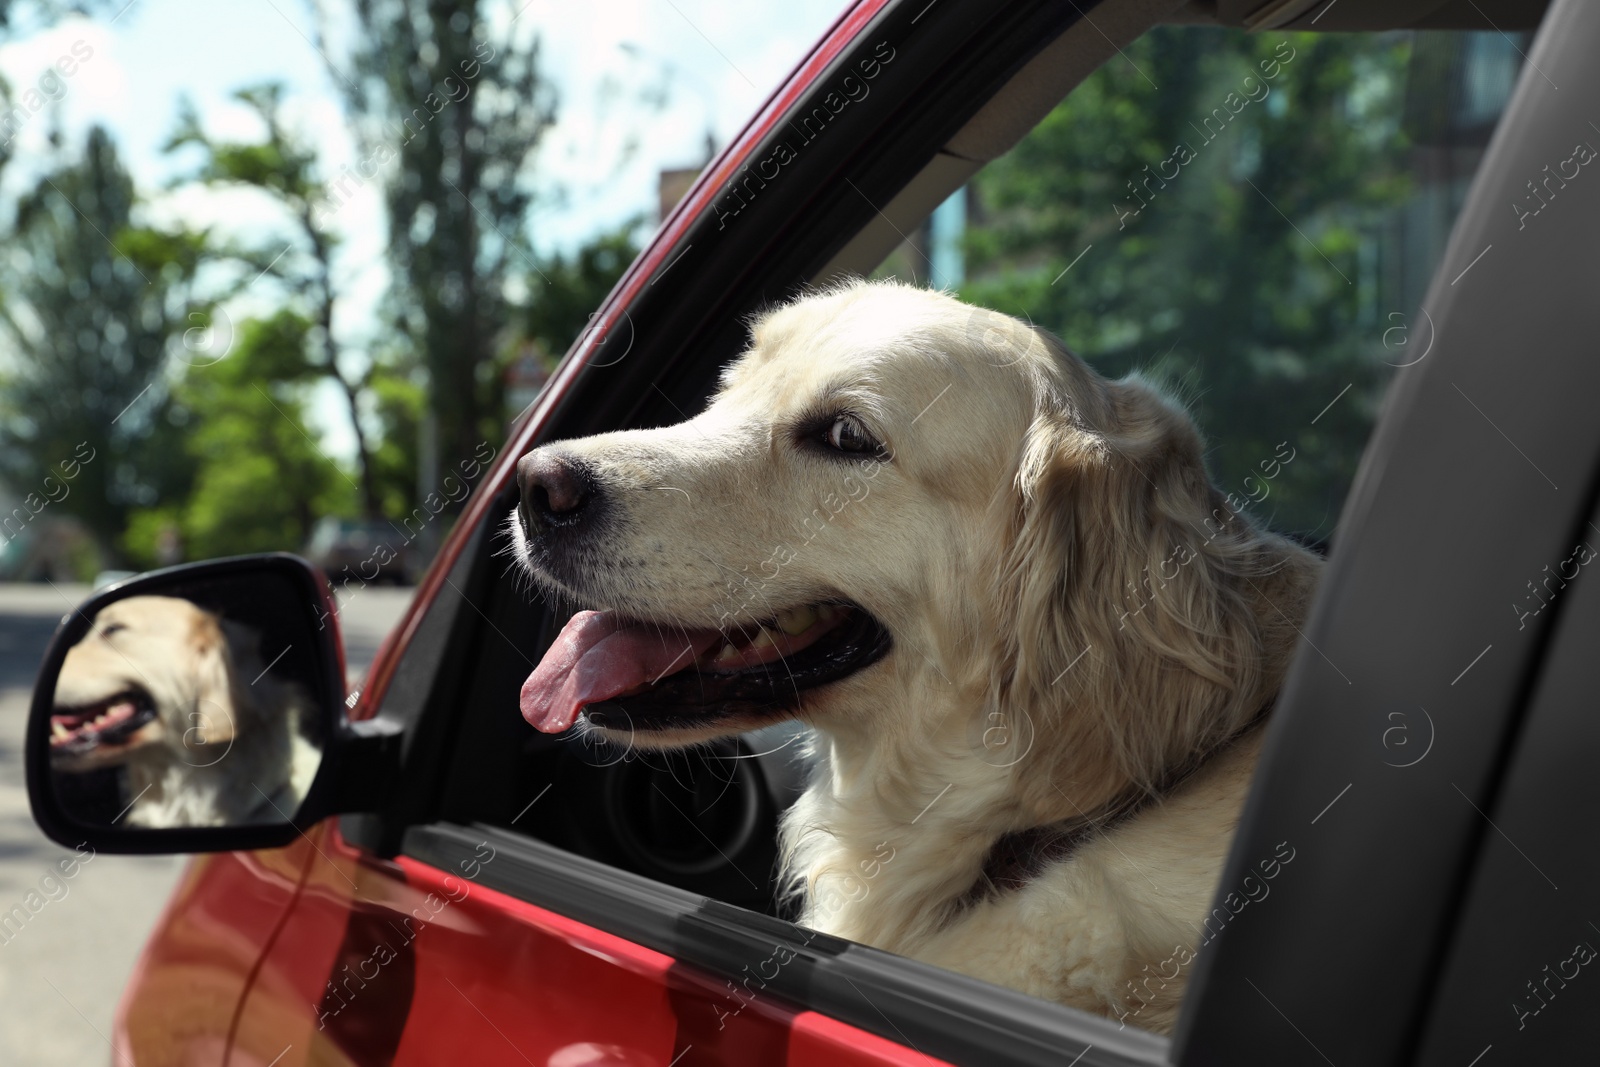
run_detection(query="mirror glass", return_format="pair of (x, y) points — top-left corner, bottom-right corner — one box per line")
(45, 569), (329, 830)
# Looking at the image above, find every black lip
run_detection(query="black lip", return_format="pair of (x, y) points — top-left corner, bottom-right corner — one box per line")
(583, 607), (892, 733)
(51, 691), (159, 757)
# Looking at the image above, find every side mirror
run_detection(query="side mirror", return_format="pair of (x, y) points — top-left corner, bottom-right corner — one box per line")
(26, 553), (400, 853)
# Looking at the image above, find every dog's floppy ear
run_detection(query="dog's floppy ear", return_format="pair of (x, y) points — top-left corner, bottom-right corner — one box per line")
(996, 372), (1273, 790)
(186, 609), (245, 748)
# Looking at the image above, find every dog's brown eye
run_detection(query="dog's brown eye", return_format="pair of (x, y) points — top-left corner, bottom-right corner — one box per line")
(101, 623), (126, 639)
(826, 414), (878, 455)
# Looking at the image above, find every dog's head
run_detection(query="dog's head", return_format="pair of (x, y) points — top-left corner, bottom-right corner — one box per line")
(513, 280), (1314, 791)
(50, 595), (248, 773)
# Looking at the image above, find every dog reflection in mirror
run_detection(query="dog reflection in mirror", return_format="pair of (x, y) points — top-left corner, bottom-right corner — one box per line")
(49, 595), (321, 828)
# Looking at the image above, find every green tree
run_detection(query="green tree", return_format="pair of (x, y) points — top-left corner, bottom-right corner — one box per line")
(150, 311), (355, 562)
(327, 0), (558, 491)
(367, 354), (426, 519)
(962, 28), (1413, 538)
(165, 83), (386, 517)
(520, 222), (640, 354)
(0, 126), (201, 564)
(357, 223), (640, 529)
(487, 221), (641, 417)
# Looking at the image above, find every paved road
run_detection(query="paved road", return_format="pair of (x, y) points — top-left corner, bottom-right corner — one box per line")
(0, 581), (413, 1065)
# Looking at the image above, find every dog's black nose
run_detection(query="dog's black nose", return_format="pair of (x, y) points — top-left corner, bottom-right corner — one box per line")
(517, 450), (592, 536)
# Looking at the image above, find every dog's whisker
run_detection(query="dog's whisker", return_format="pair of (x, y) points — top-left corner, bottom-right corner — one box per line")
(715, 730), (803, 761)
(695, 752), (743, 814)
(663, 753), (698, 795)
(639, 485), (692, 503)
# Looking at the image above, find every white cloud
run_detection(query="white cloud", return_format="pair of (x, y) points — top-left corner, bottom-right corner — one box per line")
(498, 0), (846, 252)
(0, 19), (129, 197)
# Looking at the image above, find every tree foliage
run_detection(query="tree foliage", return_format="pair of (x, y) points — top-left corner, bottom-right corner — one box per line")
(331, 0), (559, 482)
(0, 127), (201, 563)
(963, 28), (1415, 539)
(150, 310), (355, 562)
(486, 220), (640, 414)
(0, 5), (657, 575)
(519, 223), (639, 356)
(165, 83), (386, 516)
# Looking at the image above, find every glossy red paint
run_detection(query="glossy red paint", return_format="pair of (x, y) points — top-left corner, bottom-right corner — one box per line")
(111, 840), (319, 1065)
(226, 822), (366, 1066)
(388, 855), (679, 1065)
(225, 823), (936, 1065)
(791, 1012), (955, 1066)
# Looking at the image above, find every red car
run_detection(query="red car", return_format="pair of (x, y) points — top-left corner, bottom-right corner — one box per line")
(27, 0), (1600, 1063)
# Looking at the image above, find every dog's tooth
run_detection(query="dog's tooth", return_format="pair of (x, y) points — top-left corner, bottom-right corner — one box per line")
(777, 605), (816, 635)
(711, 643), (741, 666)
(750, 628), (777, 651)
(52, 721), (69, 740)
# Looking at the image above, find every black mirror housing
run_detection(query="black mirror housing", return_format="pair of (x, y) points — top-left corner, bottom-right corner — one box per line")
(26, 553), (400, 854)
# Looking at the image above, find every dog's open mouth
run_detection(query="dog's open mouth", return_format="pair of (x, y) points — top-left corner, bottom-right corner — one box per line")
(521, 603), (891, 733)
(50, 690), (159, 758)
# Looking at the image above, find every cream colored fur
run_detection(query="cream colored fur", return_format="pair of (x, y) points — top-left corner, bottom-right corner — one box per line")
(517, 280), (1322, 1032)
(52, 595), (321, 828)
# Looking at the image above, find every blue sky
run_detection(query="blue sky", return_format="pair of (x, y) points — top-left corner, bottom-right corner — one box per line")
(0, 0), (847, 456)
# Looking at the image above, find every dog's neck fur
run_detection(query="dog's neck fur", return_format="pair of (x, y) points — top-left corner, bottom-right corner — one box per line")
(785, 680), (1132, 953)
(782, 540), (1322, 960)
(784, 736), (990, 949)
(123, 682), (306, 829)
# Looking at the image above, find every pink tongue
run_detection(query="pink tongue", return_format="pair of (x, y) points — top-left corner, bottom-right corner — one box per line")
(520, 610), (723, 733)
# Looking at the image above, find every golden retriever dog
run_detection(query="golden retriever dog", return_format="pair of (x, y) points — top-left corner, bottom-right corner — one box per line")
(50, 595), (320, 829)
(511, 279), (1323, 1032)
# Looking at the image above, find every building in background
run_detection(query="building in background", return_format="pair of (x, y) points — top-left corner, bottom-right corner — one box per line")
(657, 132), (719, 224)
